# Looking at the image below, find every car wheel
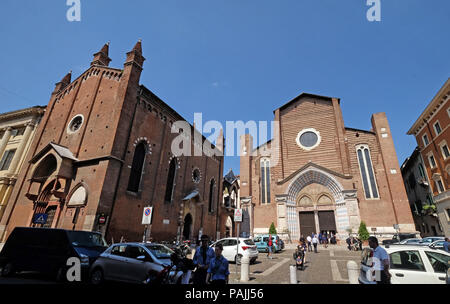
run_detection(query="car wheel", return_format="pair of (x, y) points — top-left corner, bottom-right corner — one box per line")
(235, 254), (242, 265)
(90, 268), (104, 285)
(1, 262), (15, 277)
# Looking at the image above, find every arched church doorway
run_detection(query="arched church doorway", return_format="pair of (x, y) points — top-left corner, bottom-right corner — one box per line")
(31, 179), (62, 228)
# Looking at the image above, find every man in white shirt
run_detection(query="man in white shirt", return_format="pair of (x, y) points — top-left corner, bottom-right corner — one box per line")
(306, 235), (312, 252)
(368, 236), (391, 284)
(312, 234), (319, 253)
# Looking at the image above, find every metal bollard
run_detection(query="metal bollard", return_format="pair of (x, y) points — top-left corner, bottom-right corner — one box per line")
(289, 265), (297, 284)
(240, 256), (250, 282)
(347, 260), (359, 284)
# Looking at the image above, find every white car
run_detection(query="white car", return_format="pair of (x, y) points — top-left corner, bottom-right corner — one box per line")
(359, 245), (450, 284)
(211, 238), (259, 264)
(398, 238), (422, 245)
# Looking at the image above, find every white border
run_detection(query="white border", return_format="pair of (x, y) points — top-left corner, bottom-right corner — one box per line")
(296, 128), (321, 151)
(66, 114), (84, 134)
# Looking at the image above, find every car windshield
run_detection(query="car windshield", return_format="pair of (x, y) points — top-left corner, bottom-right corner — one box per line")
(254, 237), (261, 242)
(244, 240), (255, 245)
(67, 231), (107, 248)
(145, 244), (174, 259)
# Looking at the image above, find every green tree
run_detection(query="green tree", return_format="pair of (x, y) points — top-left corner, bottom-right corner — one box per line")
(269, 222), (277, 235)
(358, 221), (370, 241)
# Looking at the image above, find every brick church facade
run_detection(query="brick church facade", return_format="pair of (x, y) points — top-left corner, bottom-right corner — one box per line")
(240, 93), (416, 241)
(0, 41), (224, 243)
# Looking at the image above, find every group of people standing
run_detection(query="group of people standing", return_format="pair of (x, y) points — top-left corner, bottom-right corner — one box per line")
(191, 235), (230, 285)
(299, 232), (336, 253)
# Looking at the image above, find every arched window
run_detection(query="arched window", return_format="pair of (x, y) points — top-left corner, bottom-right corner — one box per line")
(164, 157), (177, 203)
(208, 179), (215, 213)
(356, 145), (379, 199)
(127, 142), (147, 192)
(260, 158), (271, 204)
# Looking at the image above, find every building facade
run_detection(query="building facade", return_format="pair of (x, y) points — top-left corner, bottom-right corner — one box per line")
(240, 93), (416, 241)
(0, 42), (224, 244)
(407, 79), (450, 237)
(401, 147), (444, 236)
(0, 106), (45, 223)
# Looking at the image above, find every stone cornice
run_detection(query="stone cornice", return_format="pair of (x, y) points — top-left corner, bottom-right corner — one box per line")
(0, 106), (45, 124)
(407, 78), (450, 135)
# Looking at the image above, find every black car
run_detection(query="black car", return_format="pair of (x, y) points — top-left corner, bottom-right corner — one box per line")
(0, 227), (108, 281)
(381, 233), (418, 245)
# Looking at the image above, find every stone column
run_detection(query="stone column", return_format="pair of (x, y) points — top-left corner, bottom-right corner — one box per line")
(0, 127), (13, 160)
(7, 122), (35, 175)
(314, 210), (320, 234)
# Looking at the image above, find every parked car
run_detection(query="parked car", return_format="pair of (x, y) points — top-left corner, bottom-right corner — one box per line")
(359, 245), (450, 284)
(253, 234), (282, 253)
(398, 238), (422, 245)
(429, 240), (446, 251)
(0, 227), (107, 281)
(280, 239), (285, 250)
(419, 236), (445, 245)
(382, 233), (420, 245)
(210, 238), (258, 265)
(89, 242), (183, 284)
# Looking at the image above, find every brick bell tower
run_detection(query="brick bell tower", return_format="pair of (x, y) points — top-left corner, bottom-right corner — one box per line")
(0, 41), (146, 241)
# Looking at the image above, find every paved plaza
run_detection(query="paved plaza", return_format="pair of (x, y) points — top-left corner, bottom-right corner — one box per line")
(228, 244), (361, 284)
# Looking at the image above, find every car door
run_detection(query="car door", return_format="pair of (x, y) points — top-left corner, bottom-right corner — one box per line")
(389, 249), (435, 283)
(423, 250), (449, 284)
(124, 245), (151, 283)
(223, 239), (237, 261)
(105, 245), (129, 281)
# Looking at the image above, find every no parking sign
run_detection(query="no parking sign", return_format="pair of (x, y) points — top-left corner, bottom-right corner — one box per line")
(142, 206), (153, 225)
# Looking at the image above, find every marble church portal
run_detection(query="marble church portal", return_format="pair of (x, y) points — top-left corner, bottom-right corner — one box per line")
(240, 93), (416, 241)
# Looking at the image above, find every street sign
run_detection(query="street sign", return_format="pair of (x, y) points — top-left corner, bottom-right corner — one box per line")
(142, 207), (153, 225)
(33, 213), (48, 225)
(234, 208), (243, 222)
(98, 216), (106, 225)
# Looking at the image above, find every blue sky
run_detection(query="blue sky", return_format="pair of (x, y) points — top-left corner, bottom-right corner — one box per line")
(0, 0), (449, 175)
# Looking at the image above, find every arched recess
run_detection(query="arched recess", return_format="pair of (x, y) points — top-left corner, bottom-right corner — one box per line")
(127, 142), (148, 192)
(32, 154), (57, 181)
(287, 168), (344, 204)
(317, 194), (334, 206)
(297, 195), (314, 207)
(183, 213), (193, 241)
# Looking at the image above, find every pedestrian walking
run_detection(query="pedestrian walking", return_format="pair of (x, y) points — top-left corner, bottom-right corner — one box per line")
(368, 236), (391, 284)
(192, 234), (215, 285)
(346, 236), (352, 251)
(312, 234), (319, 253)
(299, 234), (305, 245)
(267, 235), (273, 259)
(443, 237), (449, 253)
(206, 243), (229, 285)
(306, 235), (312, 252)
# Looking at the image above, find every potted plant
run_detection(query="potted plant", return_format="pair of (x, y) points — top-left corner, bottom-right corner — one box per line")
(358, 221), (370, 246)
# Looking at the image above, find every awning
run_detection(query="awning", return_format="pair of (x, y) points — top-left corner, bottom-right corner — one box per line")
(182, 190), (200, 201)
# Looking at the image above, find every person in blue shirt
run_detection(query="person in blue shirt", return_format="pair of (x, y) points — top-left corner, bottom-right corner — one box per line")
(193, 234), (215, 285)
(444, 237), (449, 253)
(206, 243), (230, 285)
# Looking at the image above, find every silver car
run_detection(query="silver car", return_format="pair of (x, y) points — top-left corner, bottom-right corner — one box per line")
(89, 242), (183, 284)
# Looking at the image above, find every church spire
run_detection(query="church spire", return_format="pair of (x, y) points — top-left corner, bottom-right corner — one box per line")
(124, 39), (145, 69)
(91, 42), (111, 66)
(53, 71), (72, 94)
